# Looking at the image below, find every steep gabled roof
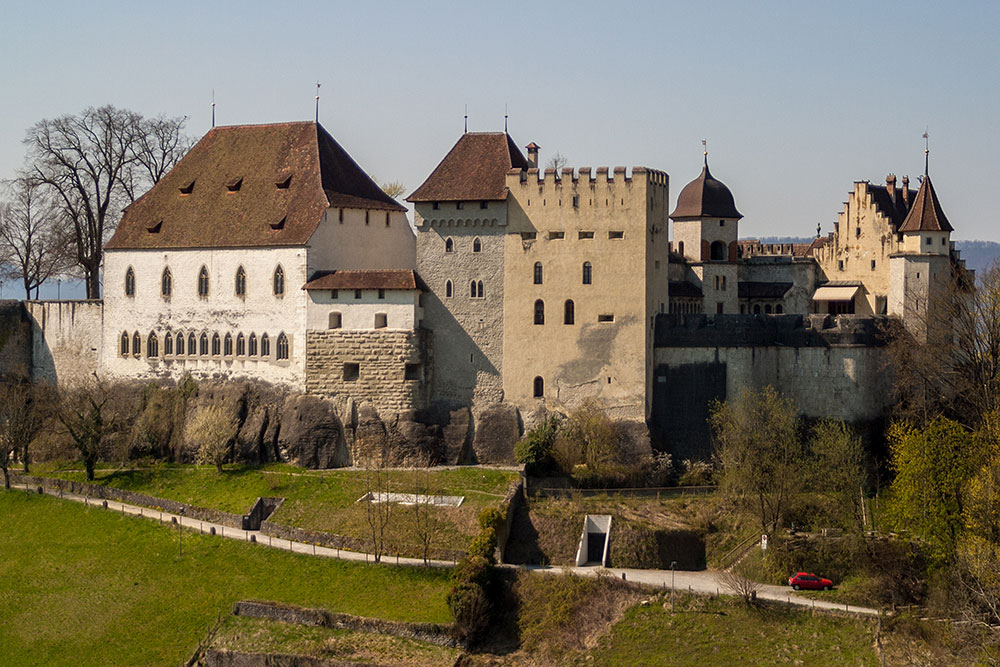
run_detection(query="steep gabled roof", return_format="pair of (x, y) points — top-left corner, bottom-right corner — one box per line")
(866, 184), (916, 228)
(302, 269), (419, 290)
(898, 175), (953, 233)
(670, 161), (743, 220)
(407, 132), (530, 202)
(107, 122), (403, 250)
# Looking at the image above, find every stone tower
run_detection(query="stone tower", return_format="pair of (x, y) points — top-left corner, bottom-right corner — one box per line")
(669, 157), (743, 314)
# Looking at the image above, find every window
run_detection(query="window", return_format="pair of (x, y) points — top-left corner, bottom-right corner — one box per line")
(374, 313), (387, 328)
(710, 241), (726, 261)
(548, 231), (565, 240)
(564, 300), (575, 325)
(164, 333), (173, 355)
(331, 289), (338, 299)
(582, 262), (592, 285)
(477, 281), (484, 298)
(598, 314), (615, 322)
(470, 281), (477, 298)
(385, 212), (390, 227)
(365, 211), (369, 225)
(328, 312), (342, 329)
(678, 241), (685, 257)
(432, 202), (440, 210)
(521, 232), (536, 241)
(276, 333), (288, 360)
(456, 201), (464, 210)
(273, 265), (284, 296)
(405, 363), (422, 380)
(753, 304), (761, 314)
(714, 276), (720, 290)
(776, 305), (784, 314)
(276, 175), (292, 189)
(534, 262), (543, 284)
(473, 238), (482, 253)
(161, 268), (172, 298)
(261, 333), (270, 357)
(378, 288), (385, 299)
(609, 231), (624, 239)
(720, 220), (726, 227)
(249, 333), (258, 356)
(572, 195), (579, 208)
(124, 267), (135, 297)
(120, 331), (129, 356)
(716, 303), (724, 314)
(838, 260), (844, 271)
(236, 333), (245, 355)
(187, 333), (196, 355)
(871, 260), (876, 271)
(445, 280), (453, 298)
(132, 332), (141, 357)
(338, 208), (344, 223)
(147, 332), (158, 358)
(211, 333), (220, 355)
(354, 289), (362, 299)
(445, 238), (454, 253)
(224, 333), (233, 356)
(856, 227), (861, 237)
(534, 300), (545, 325)
(235, 266), (246, 297)
(343, 362), (360, 381)
(200, 333), (209, 355)
(926, 236), (932, 245)
(578, 231), (594, 239)
(765, 305), (772, 314)
(533, 376), (544, 398)
(198, 266), (210, 297)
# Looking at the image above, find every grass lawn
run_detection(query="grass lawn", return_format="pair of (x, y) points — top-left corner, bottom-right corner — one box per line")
(210, 615), (460, 666)
(30, 462), (518, 556)
(587, 595), (878, 666)
(0, 490), (451, 667)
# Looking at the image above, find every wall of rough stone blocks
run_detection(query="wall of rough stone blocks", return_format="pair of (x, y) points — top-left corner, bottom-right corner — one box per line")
(305, 329), (428, 415)
(0, 301), (33, 381)
(25, 300), (103, 386)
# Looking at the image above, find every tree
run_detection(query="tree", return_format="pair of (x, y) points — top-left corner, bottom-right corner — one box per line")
(0, 383), (43, 489)
(185, 405), (237, 473)
(710, 386), (802, 535)
(376, 179), (406, 200)
(411, 467), (441, 565)
(546, 152), (567, 172)
(0, 176), (72, 298)
(23, 106), (189, 297)
(887, 418), (987, 559)
(58, 380), (129, 481)
(364, 463), (393, 563)
(809, 419), (867, 533)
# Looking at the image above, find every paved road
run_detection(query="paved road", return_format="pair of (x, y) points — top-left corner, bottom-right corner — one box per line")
(11, 483), (880, 617)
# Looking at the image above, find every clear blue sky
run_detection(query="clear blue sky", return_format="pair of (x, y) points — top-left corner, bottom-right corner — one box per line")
(1, 0), (998, 287)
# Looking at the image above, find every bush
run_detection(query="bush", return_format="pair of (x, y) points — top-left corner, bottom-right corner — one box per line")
(515, 416), (559, 474)
(447, 582), (491, 643)
(678, 459), (713, 486)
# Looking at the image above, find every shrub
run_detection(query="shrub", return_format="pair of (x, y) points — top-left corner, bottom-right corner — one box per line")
(515, 416), (559, 474)
(468, 527), (497, 562)
(448, 555), (494, 644)
(678, 459), (713, 486)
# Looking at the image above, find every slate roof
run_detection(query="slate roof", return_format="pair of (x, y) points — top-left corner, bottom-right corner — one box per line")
(738, 282), (793, 299)
(302, 270), (419, 291)
(407, 133), (530, 202)
(107, 122), (403, 250)
(669, 281), (704, 298)
(898, 175), (953, 233)
(866, 183), (916, 228)
(670, 161), (743, 220)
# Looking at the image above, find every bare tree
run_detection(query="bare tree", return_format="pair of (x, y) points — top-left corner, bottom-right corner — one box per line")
(0, 382), (43, 489)
(364, 463), (393, 563)
(546, 152), (567, 172)
(719, 558), (762, 605)
(23, 106), (189, 298)
(185, 405), (238, 473)
(411, 466), (441, 565)
(375, 179), (406, 201)
(57, 379), (129, 481)
(0, 176), (72, 298)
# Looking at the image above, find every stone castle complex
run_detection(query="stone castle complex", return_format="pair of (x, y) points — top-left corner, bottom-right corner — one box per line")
(2, 121), (973, 460)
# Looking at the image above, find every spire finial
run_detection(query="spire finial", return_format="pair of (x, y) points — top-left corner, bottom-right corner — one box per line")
(211, 90), (215, 128)
(816, 222), (821, 239)
(504, 104), (508, 133)
(702, 139), (708, 166)
(315, 82), (321, 123)
(922, 128), (929, 176)
(464, 105), (468, 134)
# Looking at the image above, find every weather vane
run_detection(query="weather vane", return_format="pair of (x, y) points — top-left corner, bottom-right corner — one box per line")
(702, 139), (708, 166)
(211, 90), (215, 128)
(922, 128), (929, 175)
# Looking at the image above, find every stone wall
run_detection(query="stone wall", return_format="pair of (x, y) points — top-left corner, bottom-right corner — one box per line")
(0, 301), (33, 381)
(25, 300), (103, 386)
(305, 330), (428, 415)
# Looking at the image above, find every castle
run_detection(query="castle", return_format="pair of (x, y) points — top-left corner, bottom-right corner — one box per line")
(9, 121), (973, 461)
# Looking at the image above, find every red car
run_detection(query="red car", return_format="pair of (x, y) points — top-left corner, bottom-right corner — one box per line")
(788, 572), (833, 591)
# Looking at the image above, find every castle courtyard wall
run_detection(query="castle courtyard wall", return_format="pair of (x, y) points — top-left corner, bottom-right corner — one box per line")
(26, 300), (103, 387)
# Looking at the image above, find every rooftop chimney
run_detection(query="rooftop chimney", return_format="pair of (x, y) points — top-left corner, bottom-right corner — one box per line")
(526, 142), (540, 168)
(902, 175), (910, 206)
(886, 173), (896, 200)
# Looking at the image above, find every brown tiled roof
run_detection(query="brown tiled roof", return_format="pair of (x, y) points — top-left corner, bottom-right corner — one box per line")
(669, 281), (703, 298)
(107, 122), (403, 250)
(898, 175), (953, 233)
(738, 282), (793, 299)
(407, 133), (530, 202)
(670, 161), (743, 220)
(303, 270), (418, 290)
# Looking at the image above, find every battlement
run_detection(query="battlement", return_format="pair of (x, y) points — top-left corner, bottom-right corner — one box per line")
(506, 165), (668, 192)
(654, 313), (888, 348)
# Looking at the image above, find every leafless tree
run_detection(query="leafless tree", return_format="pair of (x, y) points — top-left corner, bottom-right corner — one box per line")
(57, 379), (132, 481)
(719, 558), (762, 605)
(375, 179), (406, 201)
(411, 464), (441, 565)
(23, 106), (189, 298)
(364, 463), (393, 563)
(185, 404), (238, 473)
(0, 382), (44, 489)
(0, 176), (73, 298)
(546, 152), (567, 172)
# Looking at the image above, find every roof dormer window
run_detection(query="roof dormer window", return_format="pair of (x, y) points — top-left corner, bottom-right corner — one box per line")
(276, 175), (292, 189)
(226, 177), (243, 192)
(146, 221), (162, 234)
(270, 216), (286, 230)
(179, 180), (195, 195)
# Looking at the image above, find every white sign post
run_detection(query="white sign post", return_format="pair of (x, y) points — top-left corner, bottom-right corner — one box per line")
(761, 534), (768, 551)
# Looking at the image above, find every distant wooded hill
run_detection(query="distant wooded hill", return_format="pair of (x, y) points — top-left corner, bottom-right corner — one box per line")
(753, 237), (1000, 277)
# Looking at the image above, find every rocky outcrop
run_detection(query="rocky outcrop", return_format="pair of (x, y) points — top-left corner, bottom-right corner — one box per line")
(276, 394), (348, 468)
(471, 404), (521, 464)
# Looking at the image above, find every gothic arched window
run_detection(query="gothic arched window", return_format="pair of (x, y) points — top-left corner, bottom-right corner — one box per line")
(235, 266), (246, 297)
(445, 280), (453, 298)
(276, 333), (289, 360)
(164, 332), (173, 355)
(124, 267), (136, 297)
(188, 333), (197, 355)
(248, 333), (258, 356)
(224, 333), (233, 356)
(236, 333), (245, 356)
(476, 281), (484, 298)
(211, 333), (221, 355)
(120, 331), (129, 356)
(175, 332), (184, 355)
(261, 333), (270, 357)
(473, 238), (482, 253)
(470, 281), (477, 298)
(198, 266), (210, 297)
(132, 332), (141, 357)
(147, 332), (159, 358)
(445, 238), (454, 253)
(273, 265), (285, 296)
(199, 332), (209, 355)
